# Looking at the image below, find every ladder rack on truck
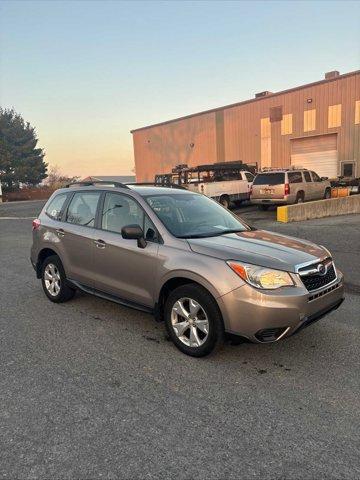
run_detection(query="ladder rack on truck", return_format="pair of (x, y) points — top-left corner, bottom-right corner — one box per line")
(154, 161), (258, 208)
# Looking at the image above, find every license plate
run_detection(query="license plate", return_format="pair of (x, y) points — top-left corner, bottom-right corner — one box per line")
(260, 188), (274, 194)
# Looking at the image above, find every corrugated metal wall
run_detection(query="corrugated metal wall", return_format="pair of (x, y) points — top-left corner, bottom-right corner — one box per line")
(132, 71), (360, 181)
(133, 112), (217, 182)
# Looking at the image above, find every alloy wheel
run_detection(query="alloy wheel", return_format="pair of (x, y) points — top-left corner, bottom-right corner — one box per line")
(171, 297), (209, 347)
(44, 263), (61, 296)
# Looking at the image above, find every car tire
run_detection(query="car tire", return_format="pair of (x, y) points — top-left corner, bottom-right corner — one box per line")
(220, 195), (230, 209)
(41, 255), (76, 303)
(324, 188), (331, 199)
(164, 284), (224, 357)
(258, 204), (270, 211)
(295, 192), (304, 204)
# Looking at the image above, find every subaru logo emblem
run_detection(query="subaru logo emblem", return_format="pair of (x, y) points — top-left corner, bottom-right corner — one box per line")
(317, 263), (327, 276)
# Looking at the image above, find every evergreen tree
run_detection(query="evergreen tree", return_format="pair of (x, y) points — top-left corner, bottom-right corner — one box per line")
(0, 108), (48, 190)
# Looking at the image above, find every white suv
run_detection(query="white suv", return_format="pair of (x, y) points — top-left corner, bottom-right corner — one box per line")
(250, 169), (332, 210)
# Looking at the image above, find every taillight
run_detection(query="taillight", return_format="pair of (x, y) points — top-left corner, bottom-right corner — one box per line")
(32, 218), (41, 230)
(284, 183), (290, 196)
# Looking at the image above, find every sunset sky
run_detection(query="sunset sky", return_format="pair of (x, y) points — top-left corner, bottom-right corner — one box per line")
(1, 0), (359, 178)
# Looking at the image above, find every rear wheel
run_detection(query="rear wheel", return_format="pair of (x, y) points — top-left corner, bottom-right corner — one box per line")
(164, 284), (224, 357)
(41, 255), (75, 303)
(220, 195), (230, 209)
(295, 192), (304, 204)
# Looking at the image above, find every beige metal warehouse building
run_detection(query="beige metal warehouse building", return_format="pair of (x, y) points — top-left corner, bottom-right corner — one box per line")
(131, 70), (360, 182)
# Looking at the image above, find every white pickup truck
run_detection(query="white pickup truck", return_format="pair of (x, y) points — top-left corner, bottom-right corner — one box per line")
(186, 170), (255, 208)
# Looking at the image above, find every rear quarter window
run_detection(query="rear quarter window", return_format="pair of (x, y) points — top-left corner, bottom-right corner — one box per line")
(45, 193), (68, 220)
(288, 172), (303, 183)
(253, 173), (285, 185)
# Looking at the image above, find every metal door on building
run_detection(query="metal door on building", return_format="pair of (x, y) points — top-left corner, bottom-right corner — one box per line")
(290, 134), (338, 178)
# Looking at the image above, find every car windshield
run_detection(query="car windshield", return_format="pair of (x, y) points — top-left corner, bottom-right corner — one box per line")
(253, 173), (285, 185)
(144, 193), (249, 238)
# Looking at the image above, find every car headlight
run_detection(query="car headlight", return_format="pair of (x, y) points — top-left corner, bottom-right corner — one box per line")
(227, 261), (294, 290)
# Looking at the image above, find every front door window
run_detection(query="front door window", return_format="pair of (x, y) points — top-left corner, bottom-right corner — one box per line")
(101, 193), (158, 241)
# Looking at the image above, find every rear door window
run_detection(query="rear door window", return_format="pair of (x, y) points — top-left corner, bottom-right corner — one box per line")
(46, 193), (68, 221)
(66, 191), (101, 227)
(288, 172), (303, 183)
(253, 173), (285, 185)
(245, 172), (254, 182)
(303, 171), (312, 182)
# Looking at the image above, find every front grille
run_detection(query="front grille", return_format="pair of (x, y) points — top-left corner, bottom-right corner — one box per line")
(301, 263), (336, 292)
(308, 281), (341, 301)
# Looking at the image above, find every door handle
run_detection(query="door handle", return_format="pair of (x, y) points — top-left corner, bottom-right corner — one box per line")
(56, 228), (65, 238)
(94, 239), (106, 249)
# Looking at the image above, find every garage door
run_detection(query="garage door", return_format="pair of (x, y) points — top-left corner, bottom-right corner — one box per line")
(290, 134), (338, 178)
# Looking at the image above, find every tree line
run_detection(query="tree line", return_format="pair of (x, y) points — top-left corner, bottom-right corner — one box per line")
(0, 108), (48, 191)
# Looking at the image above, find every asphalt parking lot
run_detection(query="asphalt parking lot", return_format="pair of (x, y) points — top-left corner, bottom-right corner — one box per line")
(1, 200), (359, 479)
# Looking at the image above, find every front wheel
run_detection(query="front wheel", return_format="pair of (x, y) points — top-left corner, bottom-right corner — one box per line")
(164, 284), (224, 357)
(324, 188), (331, 199)
(41, 255), (76, 303)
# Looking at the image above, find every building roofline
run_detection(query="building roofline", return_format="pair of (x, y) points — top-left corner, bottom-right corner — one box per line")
(130, 69), (360, 133)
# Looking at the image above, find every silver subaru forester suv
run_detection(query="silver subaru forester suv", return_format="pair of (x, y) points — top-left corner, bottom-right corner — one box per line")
(31, 181), (344, 357)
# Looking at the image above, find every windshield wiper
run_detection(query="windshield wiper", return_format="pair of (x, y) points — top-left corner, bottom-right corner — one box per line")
(177, 233), (217, 239)
(178, 229), (246, 239)
(209, 229), (246, 237)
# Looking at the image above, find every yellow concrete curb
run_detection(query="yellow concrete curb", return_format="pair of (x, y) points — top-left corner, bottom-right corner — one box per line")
(277, 206), (288, 223)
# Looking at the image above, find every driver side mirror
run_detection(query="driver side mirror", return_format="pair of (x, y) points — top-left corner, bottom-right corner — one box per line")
(121, 224), (147, 249)
(321, 176), (328, 181)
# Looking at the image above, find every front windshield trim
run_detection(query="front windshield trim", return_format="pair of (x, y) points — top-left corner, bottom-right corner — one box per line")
(143, 192), (251, 239)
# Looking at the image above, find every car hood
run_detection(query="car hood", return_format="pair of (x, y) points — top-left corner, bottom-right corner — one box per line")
(187, 230), (327, 272)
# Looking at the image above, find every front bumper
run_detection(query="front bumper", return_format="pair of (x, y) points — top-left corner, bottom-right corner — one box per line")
(218, 270), (344, 343)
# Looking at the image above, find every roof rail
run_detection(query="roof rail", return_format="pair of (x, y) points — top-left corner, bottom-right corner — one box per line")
(65, 180), (130, 189)
(128, 182), (154, 186)
(129, 182), (187, 190)
(260, 166), (309, 172)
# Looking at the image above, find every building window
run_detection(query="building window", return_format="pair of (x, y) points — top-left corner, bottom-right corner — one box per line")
(260, 117), (271, 138)
(341, 162), (355, 178)
(270, 106), (283, 122)
(355, 100), (360, 125)
(304, 109), (316, 132)
(328, 104), (342, 128)
(281, 114), (293, 135)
